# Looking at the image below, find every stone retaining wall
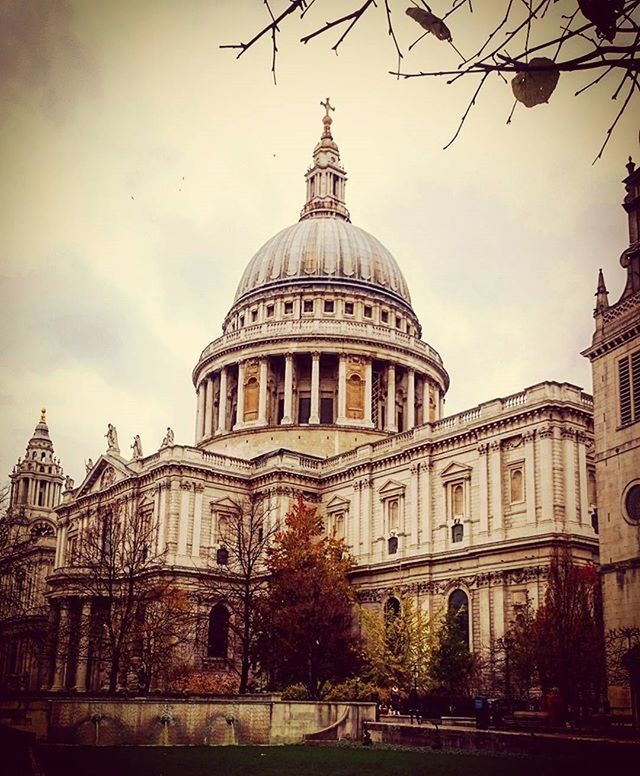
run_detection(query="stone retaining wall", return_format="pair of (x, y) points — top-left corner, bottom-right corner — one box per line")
(29, 697), (375, 746)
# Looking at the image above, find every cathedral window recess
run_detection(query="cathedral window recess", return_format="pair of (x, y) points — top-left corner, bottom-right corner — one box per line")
(509, 465), (525, 504)
(381, 310), (389, 323)
(448, 589), (470, 647)
(618, 349), (640, 426)
(251, 308), (258, 323)
(363, 305), (372, 319)
(284, 301), (294, 315)
(379, 480), (405, 555)
(344, 301), (354, 315)
(324, 299), (335, 314)
(326, 496), (350, 542)
(451, 522), (464, 543)
(207, 603), (229, 658)
(216, 547), (229, 566)
(266, 304), (274, 318)
(303, 299), (314, 314)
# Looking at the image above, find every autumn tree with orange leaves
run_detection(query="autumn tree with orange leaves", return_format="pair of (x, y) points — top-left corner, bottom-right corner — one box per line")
(256, 496), (360, 698)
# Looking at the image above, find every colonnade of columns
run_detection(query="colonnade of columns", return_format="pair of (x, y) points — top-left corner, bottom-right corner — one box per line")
(49, 598), (93, 692)
(195, 352), (442, 443)
(14, 477), (62, 509)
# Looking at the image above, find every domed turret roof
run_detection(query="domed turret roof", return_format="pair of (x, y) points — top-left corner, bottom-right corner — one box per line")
(234, 217), (411, 305)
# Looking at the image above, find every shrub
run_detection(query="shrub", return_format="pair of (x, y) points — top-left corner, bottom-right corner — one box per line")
(280, 683), (311, 700)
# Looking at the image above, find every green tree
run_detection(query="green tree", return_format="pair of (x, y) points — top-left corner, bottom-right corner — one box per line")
(360, 593), (437, 693)
(257, 496), (359, 698)
(429, 608), (474, 699)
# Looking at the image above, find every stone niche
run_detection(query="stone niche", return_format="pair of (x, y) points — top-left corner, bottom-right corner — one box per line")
(243, 360), (260, 423)
(346, 356), (365, 420)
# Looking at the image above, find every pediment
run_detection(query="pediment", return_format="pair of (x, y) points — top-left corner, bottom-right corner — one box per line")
(440, 461), (473, 481)
(75, 454), (134, 498)
(211, 496), (240, 513)
(379, 478), (406, 498)
(326, 495), (350, 512)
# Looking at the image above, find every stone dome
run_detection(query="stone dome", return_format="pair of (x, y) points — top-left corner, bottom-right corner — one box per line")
(234, 217), (412, 306)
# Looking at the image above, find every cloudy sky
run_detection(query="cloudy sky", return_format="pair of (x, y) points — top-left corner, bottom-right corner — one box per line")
(0, 0), (637, 484)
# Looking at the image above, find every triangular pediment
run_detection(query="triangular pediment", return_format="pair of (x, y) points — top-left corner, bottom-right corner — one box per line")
(326, 495), (350, 512)
(211, 496), (240, 512)
(440, 461), (473, 480)
(379, 478), (406, 496)
(75, 454), (134, 498)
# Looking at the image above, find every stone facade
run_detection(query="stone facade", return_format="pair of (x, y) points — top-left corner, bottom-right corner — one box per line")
(3, 107), (599, 695)
(583, 158), (640, 717)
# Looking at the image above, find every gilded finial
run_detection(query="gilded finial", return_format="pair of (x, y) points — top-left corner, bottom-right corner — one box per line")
(320, 97), (334, 138)
(40, 407), (46, 423)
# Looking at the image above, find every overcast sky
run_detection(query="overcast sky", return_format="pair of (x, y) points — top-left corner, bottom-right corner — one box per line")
(0, 1), (637, 484)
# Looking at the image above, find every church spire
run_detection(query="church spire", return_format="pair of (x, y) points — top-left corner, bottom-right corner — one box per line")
(299, 98), (350, 223)
(594, 268), (609, 314)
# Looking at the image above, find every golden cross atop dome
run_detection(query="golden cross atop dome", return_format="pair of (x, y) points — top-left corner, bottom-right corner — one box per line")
(320, 97), (334, 118)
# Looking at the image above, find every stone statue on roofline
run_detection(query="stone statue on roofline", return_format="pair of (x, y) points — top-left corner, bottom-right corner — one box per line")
(131, 435), (143, 460)
(160, 427), (174, 448)
(105, 423), (120, 454)
(85, 458), (94, 473)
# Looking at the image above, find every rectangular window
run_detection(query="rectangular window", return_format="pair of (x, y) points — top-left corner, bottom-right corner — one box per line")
(251, 309), (258, 322)
(239, 316), (244, 327)
(619, 349), (640, 425)
(303, 299), (314, 313)
(381, 310), (389, 323)
(364, 305), (372, 318)
(284, 301), (294, 314)
(324, 299), (335, 313)
(344, 301), (354, 315)
(396, 316), (402, 329)
(266, 304), (275, 318)
(509, 466), (524, 503)
(320, 396), (333, 424)
(298, 396), (311, 424)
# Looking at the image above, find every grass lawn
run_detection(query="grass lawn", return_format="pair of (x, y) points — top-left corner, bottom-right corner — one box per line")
(38, 743), (634, 776)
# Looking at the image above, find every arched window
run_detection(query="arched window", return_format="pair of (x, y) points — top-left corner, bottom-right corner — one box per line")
(207, 604), (229, 658)
(451, 523), (464, 543)
(216, 547), (229, 565)
(388, 499), (399, 531)
(387, 535), (398, 555)
(346, 373), (364, 420)
(384, 596), (401, 622)
(244, 376), (259, 422)
(448, 589), (470, 647)
(510, 468), (524, 503)
(452, 484), (464, 517)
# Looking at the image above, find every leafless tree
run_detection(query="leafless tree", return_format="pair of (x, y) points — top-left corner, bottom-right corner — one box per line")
(200, 494), (278, 694)
(67, 499), (187, 694)
(222, 1), (639, 159)
(606, 626), (640, 728)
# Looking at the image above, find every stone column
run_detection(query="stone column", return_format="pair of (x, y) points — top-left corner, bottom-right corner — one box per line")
(336, 354), (347, 424)
(309, 352), (320, 424)
(489, 441), (503, 535)
(216, 367), (228, 434)
(410, 462), (420, 547)
(577, 432), (589, 526)
(478, 444), (489, 534)
(406, 368), (416, 429)
(562, 428), (577, 524)
(422, 462), (432, 549)
(203, 376), (213, 439)
(196, 382), (205, 442)
(539, 426), (554, 521)
(73, 599), (92, 692)
(524, 431), (536, 525)
(281, 353), (294, 425)
(258, 358), (268, 424)
(177, 482), (191, 556)
(156, 483), (168, 554)
(235, 361), (245, 429)
(385, 363), (397, 432)
(192, 483), (204, 556)
(51, 600), (70, 691)
(351, 483), (360, 553)
(364, 358), (373, 426)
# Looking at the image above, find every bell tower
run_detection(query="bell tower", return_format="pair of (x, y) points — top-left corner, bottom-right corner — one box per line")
(582, 155), (640, 722)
